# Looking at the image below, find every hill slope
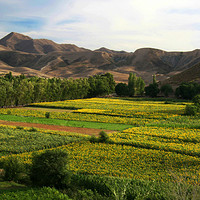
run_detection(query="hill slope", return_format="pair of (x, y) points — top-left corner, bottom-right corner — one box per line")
(0, 32), (200, 83)
(162, 62), (200, 85)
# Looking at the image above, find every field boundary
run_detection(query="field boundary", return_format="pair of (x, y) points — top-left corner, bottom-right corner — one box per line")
(0, 120), (113, 136)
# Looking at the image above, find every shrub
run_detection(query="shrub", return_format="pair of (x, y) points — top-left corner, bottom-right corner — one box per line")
(175, 82), (200, 99)
(0, 187), (71, 200)
(160, 84), (173, 97)
(29, 127), (38, 132)
(185, 105), (198, 116)
(145, 83), (160, 98)
(115, 83), (129, 96)
(3, 157), (25, 182)
(7, 110), (11, 115)
(45, 112), (50, 118)
(89, 135), (98, 143)
(30, 149), (71, 188)
(70, 174), (112, 197)
(16, 126), (24, 130)
(193, 94), (200, 107)
(98, 131), (110, 143)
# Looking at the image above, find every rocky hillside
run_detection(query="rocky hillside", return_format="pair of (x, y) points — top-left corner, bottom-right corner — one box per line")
(0, 32), (200, 83)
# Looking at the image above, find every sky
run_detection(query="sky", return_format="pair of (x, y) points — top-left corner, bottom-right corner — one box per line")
(0, 0), (200, 52)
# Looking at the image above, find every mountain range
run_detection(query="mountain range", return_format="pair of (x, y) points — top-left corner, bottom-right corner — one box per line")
(0, 32), (200, 84)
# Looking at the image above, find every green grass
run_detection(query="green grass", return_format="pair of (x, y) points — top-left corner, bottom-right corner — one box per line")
(0, 186), (71, 200)
(0, 126), (85, 156)
(0, 180), (26, 190)
(0, 114), (133, 131)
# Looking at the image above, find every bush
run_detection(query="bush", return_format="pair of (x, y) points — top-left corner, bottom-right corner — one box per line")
(7, 110), (11, 115)
(175, 82), (200, 99)
(145, 83), (160, 98)
(160, 84), (173, 97)
(30, 149), (71, 188)
(45, 112), (50, 118)
(89, 135), (98, 143)
(29, 127), (38, 132)
(70, 174), (112, 197)
(115, 83), (129, 96)
(0, 187), (71, 200)
(3, 157), (25, 182)
(193, 94), (200, 107)
(16, 126), (24, 130)
(98, 131), (110, 143)
(185, 105), (198, 116)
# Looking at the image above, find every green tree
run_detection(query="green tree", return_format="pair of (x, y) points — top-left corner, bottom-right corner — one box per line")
(14, 79), (34, 105)
(175, 82), (200, 99)
(193, 94), (200, 107)
(115, 83), (129, 96)
(103, 72), (116, 93)
(128, 73), (137, 96)
(4, 72), (13, 81)
(30, 149), (71, 188)
(33, 78), (48, 102)
(160, 84), (173, 97)
(153, 74), (157, 85)
(145, 75), (160, 97)
(3, 157), (25, 182)
(136, 77), (145, 96)
(0, 79), (8, 107)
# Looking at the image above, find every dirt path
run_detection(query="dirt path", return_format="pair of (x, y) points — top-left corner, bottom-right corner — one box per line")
(0, 120), (113, 136)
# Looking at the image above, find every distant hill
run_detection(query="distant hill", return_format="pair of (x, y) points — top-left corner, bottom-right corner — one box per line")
(0, 32), (88, 54)
(0, 32), (200, 83)
(162, 62), (200, 85)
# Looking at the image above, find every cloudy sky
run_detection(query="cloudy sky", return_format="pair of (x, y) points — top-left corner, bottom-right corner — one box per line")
(0, 0), (200, 52)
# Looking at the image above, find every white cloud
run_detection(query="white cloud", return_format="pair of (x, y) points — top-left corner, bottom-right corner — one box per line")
(1, 0), (200, 51)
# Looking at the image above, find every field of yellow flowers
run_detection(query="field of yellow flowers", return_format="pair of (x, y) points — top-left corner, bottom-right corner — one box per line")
(0, 97), (199, 183)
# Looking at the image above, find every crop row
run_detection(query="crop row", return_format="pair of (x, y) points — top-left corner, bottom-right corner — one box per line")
(0, 97), (193, 127)
(31, 98), (185, 111)
(0, 125), (86, 156)
(117, 126), (200, 143)
(0, 107), (153, 125)
(1, 142), (199, 183)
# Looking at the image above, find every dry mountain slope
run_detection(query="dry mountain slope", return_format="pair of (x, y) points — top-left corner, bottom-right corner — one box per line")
(0, 32), (200, 83)
(0, 32), (88, 54)
(162, 62), (200, 85)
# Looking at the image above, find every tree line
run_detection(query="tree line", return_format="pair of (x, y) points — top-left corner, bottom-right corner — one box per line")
(1, 71), (199, 108)
(0, 72), (115, 107)
(115, 73), (200, 99)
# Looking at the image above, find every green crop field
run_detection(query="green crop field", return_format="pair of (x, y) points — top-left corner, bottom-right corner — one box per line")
(0, 97), (200, 199)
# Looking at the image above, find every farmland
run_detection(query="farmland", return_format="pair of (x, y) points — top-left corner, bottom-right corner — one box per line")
(0, 97), (200, 199)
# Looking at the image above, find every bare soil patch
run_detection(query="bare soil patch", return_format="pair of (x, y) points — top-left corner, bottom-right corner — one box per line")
(0, 120), (113, 136)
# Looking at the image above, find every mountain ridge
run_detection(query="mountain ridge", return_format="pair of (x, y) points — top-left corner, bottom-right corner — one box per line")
(0, 32), (200, 84)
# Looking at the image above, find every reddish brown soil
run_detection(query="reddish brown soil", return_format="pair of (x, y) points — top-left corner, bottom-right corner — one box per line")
(0, 120), (113, 136)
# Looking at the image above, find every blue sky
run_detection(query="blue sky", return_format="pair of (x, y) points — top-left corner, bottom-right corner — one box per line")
(0, 0), (200, 52)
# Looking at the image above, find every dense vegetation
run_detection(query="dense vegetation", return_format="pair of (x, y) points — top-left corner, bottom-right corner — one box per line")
(0, 72), (115, 107)
(116, 73), (200, 100)
(0, 97), (200, 198)
(175, 81), (200, 99)
(115, 73), (145, 97)
(1, 71), (200, 199)
(0, 99), (200, 189)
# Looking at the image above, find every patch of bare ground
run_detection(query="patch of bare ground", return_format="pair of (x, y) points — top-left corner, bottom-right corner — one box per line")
(0, 120), (113, 136)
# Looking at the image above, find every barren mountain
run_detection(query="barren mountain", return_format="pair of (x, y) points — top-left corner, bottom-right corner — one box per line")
(0, 32), (200, 84)
(0, 32), (88, 54)
(162, 62), (200, 85)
